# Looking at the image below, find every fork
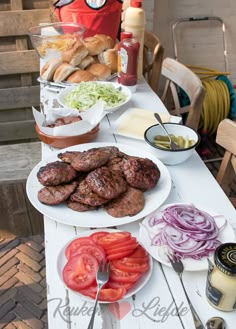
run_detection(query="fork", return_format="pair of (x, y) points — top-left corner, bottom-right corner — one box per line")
(168, 255), (204, 329)
(87, 261), (110, 329)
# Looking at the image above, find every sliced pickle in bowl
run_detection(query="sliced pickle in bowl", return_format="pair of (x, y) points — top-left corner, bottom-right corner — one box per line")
(153, 134), (195, 150)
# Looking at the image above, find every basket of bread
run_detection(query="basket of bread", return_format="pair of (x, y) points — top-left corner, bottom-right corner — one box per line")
(32, 22), (118, 84)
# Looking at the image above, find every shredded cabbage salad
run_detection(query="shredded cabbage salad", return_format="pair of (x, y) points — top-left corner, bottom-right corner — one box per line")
(63, 82), (128, 111)
(142, 204), (226, 260)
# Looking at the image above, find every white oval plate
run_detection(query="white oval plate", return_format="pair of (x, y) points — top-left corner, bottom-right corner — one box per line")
(56, 229), (153, 303)
(139, 203), (236, 271)
(26, 142), (172, 227)
(57, 81), (132, 113)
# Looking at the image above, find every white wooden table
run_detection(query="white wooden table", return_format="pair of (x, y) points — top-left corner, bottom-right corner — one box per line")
(39, 79), (236, 329)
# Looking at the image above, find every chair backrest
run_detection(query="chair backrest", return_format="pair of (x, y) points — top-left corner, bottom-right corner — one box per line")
(160, 57), (205, 131)
(143, 30), (164, 94)
(216, 118), (236, 207)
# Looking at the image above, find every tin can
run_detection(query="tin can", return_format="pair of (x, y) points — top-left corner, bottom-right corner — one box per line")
(206, 243), (236, 311)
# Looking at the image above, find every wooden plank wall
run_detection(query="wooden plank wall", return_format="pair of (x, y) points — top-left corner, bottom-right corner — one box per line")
(0, 0), (50, 144)
(0, 1), (51, 237)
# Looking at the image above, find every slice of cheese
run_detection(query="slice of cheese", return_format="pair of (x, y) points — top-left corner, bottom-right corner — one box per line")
(117, 108), (170, 139)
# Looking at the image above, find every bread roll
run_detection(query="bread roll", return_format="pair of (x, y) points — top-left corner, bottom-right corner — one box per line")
(82, 34), (115, 56)
(66, 70), (97, 83)
(98, 49), (118, 73)
(53, 63), (78, 82)
(78, 55), (95, 69)
(94, 34), (115, 49)
(86, 63), (111, 80)
(40, 58), (63, 81)
(62, 41), (88, 66)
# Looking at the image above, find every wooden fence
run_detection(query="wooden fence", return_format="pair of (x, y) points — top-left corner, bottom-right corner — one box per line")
(0, 0), (52, 237)
(0, 0), (51, 144)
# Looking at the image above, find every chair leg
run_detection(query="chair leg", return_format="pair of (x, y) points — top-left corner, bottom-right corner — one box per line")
(216, 150), (235, 196)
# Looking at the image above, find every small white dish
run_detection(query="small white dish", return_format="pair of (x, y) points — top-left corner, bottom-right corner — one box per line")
(144, 123), (200, 165)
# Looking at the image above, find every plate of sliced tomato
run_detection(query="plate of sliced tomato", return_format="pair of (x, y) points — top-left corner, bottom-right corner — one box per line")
(57, 229), (153, 303)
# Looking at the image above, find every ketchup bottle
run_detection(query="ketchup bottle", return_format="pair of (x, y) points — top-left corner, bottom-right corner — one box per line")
(117, 31), (140, 92)
(124, 0), (145, 80)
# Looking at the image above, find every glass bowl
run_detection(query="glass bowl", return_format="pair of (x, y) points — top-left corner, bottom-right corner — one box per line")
(28, 22), (86, 60)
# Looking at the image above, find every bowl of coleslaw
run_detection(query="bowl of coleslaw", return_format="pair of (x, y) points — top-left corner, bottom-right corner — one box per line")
(57, 81), (132, 112)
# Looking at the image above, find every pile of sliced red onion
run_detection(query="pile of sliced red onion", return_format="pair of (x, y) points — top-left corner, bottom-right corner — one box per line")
(145, 204), (226, 260)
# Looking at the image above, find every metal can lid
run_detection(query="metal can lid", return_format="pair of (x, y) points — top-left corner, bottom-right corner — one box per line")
(214, 243), (236, 276)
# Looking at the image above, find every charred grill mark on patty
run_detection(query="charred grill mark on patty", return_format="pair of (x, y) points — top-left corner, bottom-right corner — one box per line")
(38, 181), (77, 205)
(70, 179), (109, 206)
(123, 157), (160, 191)
(104, 186), (145, 217)
(85, 167), (127, 200)
(37, 161), (77, 186)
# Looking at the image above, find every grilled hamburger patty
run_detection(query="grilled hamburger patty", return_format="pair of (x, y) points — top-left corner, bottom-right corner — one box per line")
(38, 181), (77, 205)
(85, 166), (127, 200)
(70, 179), (108, 206)
(70, 146), (120, 172)
(104, 186), (144, 217)
(37, 161), (77, 186)
(66, 200), (97, 212)
(123, 157), (160, 190)
(58, 151), (81, 164)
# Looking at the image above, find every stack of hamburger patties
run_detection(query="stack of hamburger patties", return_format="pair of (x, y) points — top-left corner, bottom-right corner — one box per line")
(40, 34), (118, 83)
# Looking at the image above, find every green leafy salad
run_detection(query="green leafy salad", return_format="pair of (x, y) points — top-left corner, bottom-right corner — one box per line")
(63, 82), (128, 111)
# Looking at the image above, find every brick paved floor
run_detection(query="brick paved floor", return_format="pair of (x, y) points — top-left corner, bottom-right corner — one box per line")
(0, 235), (47, 329)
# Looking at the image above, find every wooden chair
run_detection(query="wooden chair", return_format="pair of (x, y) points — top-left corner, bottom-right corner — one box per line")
(216, 119), (236, 207)
(160, 57), (205, 131)
(143, 30), (164, 94)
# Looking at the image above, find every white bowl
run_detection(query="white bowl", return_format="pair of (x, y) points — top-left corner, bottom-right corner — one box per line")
(57, 81), (132, 113)
(144, 123), (200, 165)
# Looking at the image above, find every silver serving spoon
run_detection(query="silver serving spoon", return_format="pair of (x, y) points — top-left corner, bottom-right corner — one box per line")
(154, 113), (177, 150)
(206, 317), (226, 329)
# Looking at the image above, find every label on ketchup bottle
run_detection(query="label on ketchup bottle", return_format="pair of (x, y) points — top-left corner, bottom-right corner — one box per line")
(117, 32), (140, 92)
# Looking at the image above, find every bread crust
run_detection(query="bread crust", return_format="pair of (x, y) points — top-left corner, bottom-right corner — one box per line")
(62, 41), (88, 66)
(78, 55), (95, 69)
(40, 58), (63, 81)
(82, 34), (115, 56)
(53, 63), (78, 82)
(86, 63), (111, 80)
(66, 70), (97, 83)
(98, 49), (118, 73)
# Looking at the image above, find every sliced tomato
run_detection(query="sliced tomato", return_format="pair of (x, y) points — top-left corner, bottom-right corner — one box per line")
(110, 263), (141, 283)
(103, 237), (137, 251)
(70, 244), (106, 263)
(112, 258), (149, 273)
(63, 253), (98, 290)
(106, 280), (134, 291)
(90, 231), (109, 244)
(129, 245), (148, 258)
(98, 287), (126, 301)
(107, 248), (137, 261)
(65, 237), (95, 259)
(79, 285), (126, 302)
(106, 242), (138, 255)
(79, 284), (97, 299)
(97, 232), (131, 249)
(121, 256), (149, 264)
